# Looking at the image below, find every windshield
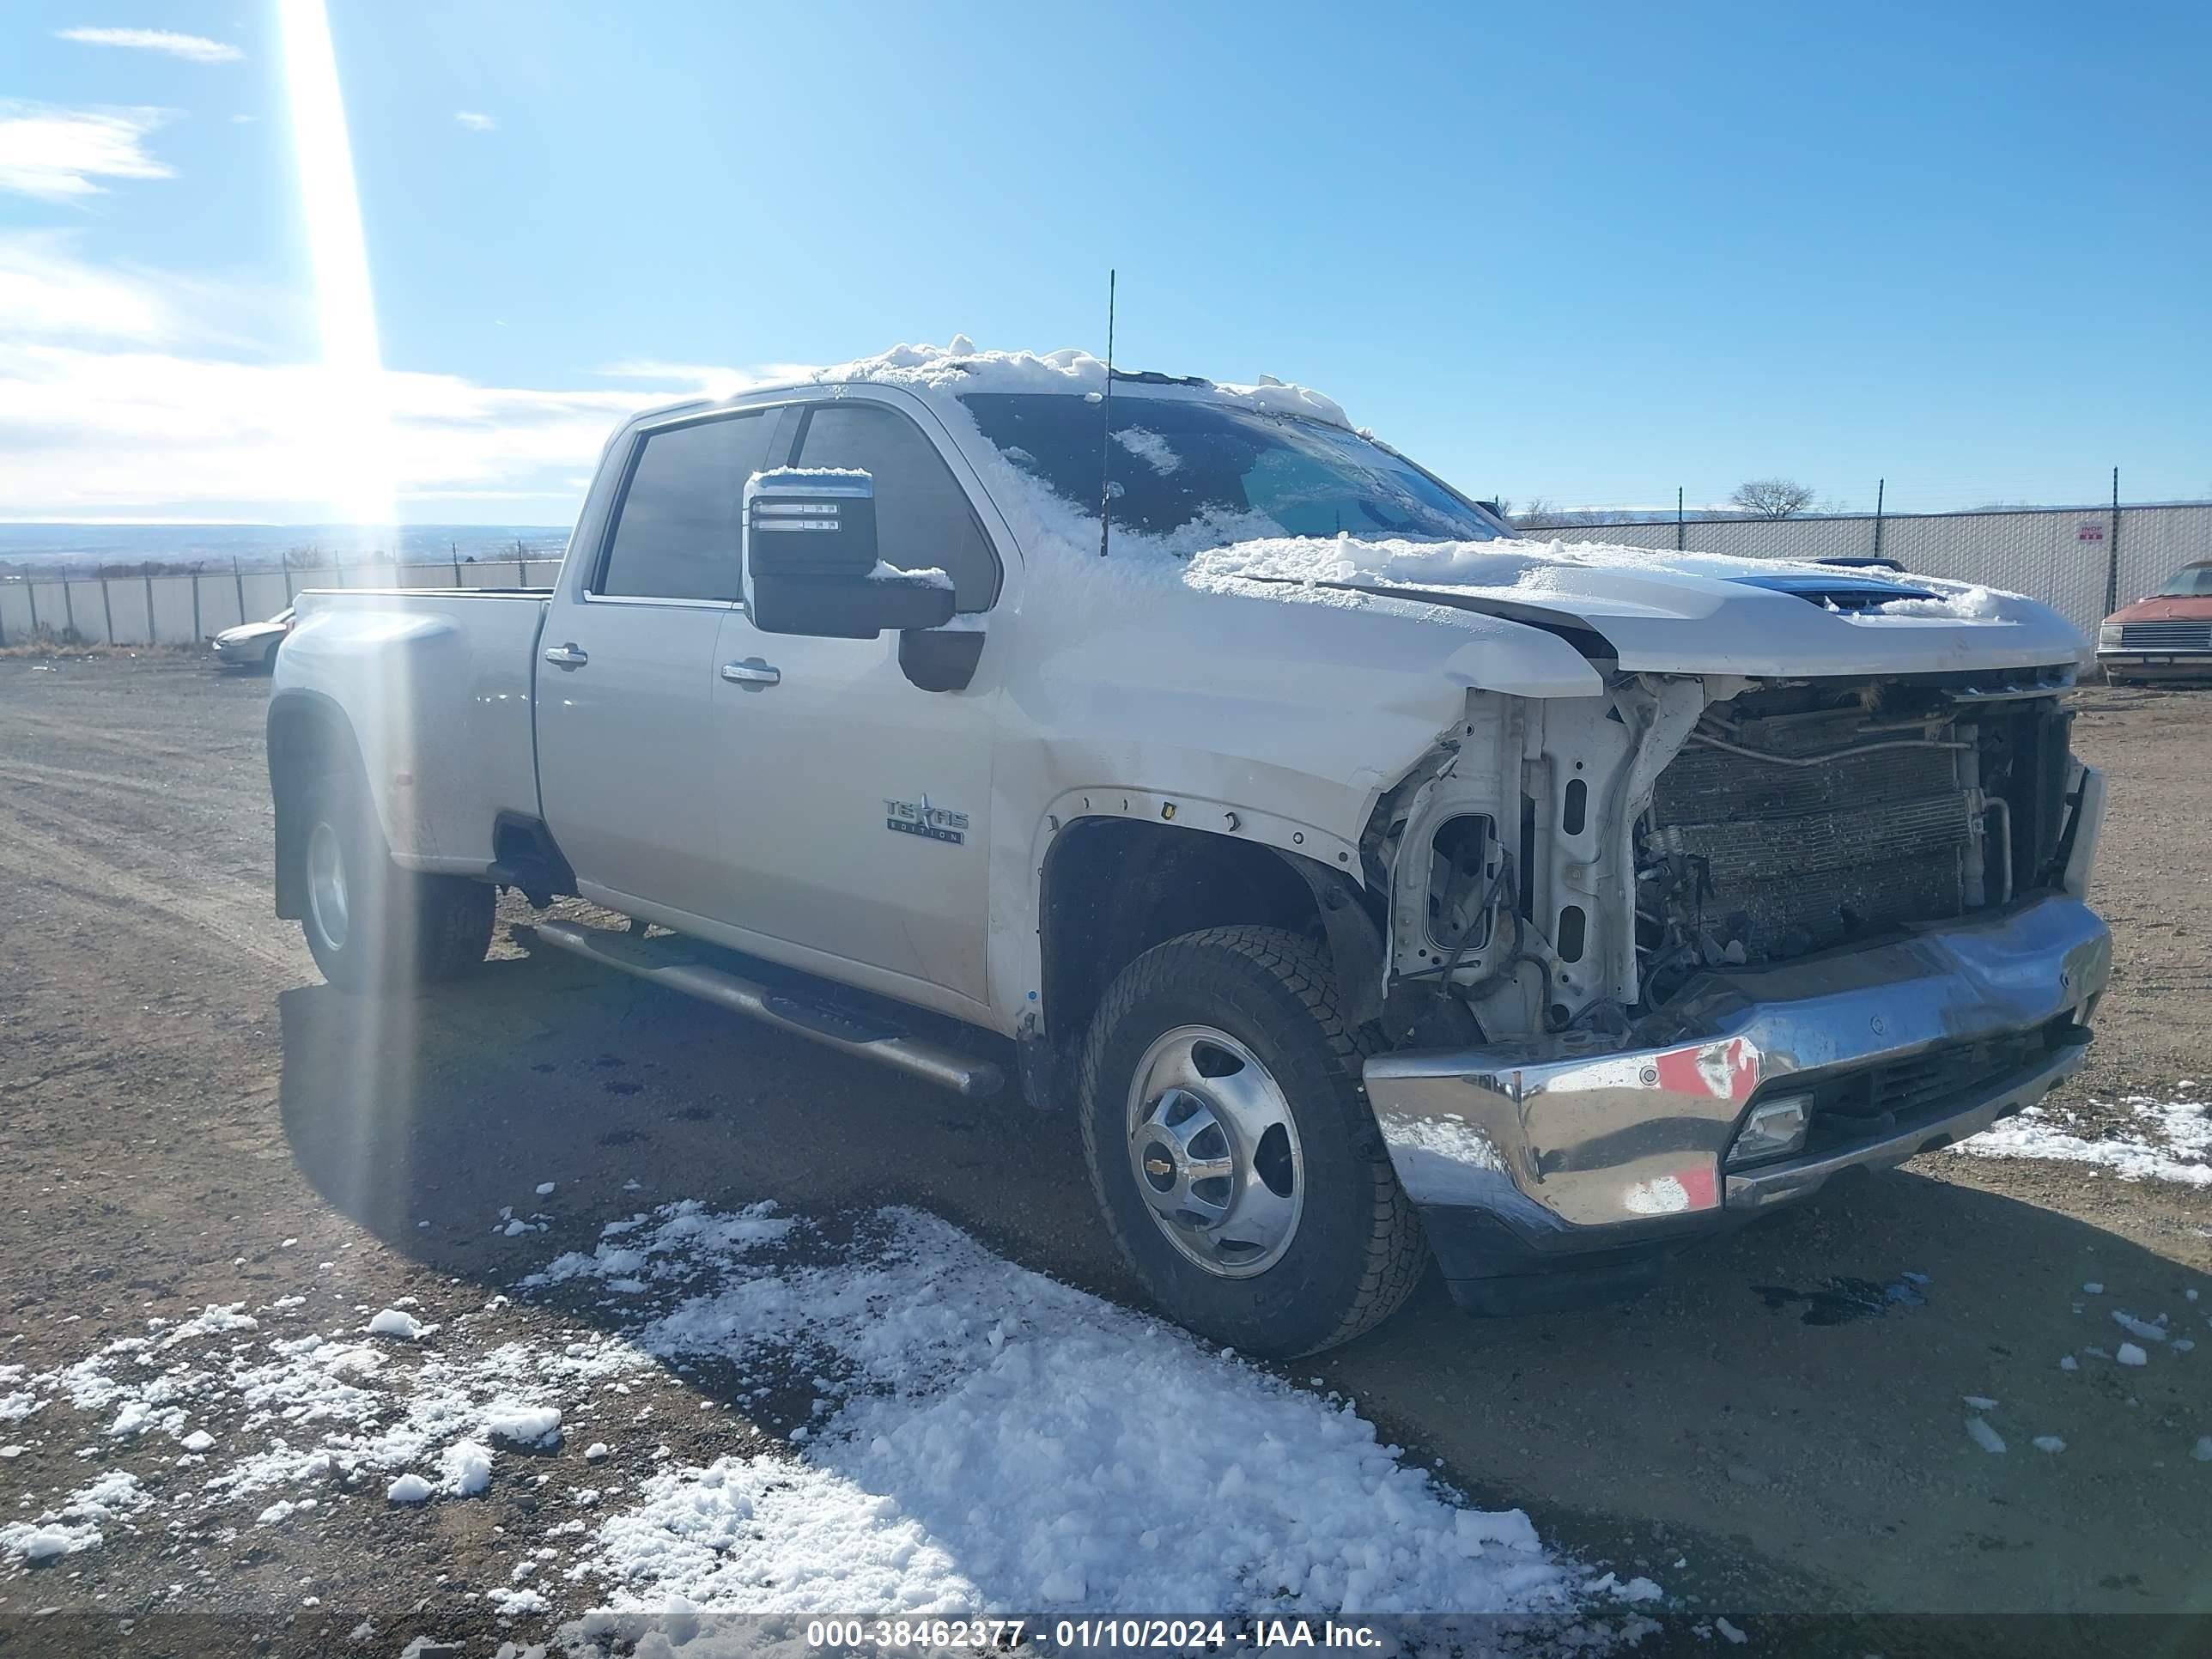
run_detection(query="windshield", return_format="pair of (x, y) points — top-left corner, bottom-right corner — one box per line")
(960, 392), (1504, 547)
(2157, 565), (2212, 597)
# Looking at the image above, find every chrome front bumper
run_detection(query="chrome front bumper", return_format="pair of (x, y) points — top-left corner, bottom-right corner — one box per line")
(1364, 895), (2112, 1259)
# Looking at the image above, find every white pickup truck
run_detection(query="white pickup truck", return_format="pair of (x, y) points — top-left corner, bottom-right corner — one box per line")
(269, 343), (2112, 1357)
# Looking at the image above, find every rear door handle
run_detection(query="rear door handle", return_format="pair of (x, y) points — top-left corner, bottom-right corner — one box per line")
(544, 643), (589, 669)
(720, 658), (781, 690)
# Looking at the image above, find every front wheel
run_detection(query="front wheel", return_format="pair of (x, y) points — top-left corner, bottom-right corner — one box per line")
(298, 770), (494, 990)
(1078, 926), (1425, 1358)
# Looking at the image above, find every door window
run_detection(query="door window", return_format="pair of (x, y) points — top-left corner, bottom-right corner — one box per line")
(598, 410), (778, 600)
(793, 403), (999, 610)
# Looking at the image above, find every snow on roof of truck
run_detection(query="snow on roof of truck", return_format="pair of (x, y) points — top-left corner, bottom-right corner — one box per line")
(803, 336), (1357, 430)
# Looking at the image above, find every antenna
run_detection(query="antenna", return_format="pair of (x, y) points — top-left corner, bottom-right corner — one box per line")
(1097, 268), (1116, 558)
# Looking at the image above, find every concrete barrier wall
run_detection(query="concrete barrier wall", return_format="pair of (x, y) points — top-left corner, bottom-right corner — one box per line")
(0, 561), (565, 647)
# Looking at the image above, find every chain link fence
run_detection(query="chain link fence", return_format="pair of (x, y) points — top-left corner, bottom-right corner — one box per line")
(1521, 499), (2212, 636)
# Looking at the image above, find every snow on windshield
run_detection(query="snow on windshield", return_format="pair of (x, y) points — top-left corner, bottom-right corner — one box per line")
(963, 392), (1502, 547)
(1111, 426), (1181, 476)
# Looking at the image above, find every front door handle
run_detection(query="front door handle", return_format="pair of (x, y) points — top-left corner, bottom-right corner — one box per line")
(720, 658), (781, 690)
(544, 643), (589, 669)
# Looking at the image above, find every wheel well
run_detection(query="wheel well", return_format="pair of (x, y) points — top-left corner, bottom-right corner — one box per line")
(266, 691), (362, 921)
(1040, 818), (1357, 1053)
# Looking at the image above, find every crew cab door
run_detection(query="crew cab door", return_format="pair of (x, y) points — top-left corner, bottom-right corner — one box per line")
(536, 407), (780, 921)
(709, 394), (1005, 1016)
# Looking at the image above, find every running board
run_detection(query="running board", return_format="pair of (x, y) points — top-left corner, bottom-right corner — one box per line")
(526, 917), (1005, 1099)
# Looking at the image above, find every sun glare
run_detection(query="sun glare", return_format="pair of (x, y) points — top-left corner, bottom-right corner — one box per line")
(276, 0), (395, 529)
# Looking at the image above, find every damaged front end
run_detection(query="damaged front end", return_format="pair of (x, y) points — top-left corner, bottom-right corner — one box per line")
(1359, 665), (2111, 1313)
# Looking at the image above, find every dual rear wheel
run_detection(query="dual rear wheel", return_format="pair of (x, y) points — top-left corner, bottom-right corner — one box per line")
(296, 769), (493, 990)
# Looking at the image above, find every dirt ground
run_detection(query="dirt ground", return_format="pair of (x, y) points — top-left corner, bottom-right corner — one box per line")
(0, 654), (2206, 1648)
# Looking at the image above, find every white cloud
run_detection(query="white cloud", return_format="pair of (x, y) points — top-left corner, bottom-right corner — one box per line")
(0, 101), (172, 199)
(0, 235), (738, 520)
(599, 357), (817, 398)
(56, 27), (243, 64)
(454, 111), (495, 131)
(0, 231), (171, 339)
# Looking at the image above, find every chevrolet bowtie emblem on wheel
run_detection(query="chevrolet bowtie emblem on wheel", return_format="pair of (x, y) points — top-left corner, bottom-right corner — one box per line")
(1145, 1156), (1175, 1178)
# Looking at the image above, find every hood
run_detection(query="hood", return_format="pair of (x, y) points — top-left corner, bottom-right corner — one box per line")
(1189, 537), (2089, 679)
(2105, 593), (2212, 625)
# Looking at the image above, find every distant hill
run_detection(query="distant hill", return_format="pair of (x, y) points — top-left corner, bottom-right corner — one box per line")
(0, 524), (569, 575)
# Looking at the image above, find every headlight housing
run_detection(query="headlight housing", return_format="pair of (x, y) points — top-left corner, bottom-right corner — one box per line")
(2099, 623), (2123, 647)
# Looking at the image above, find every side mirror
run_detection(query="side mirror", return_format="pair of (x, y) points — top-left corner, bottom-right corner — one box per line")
(743, 468), (956, 639)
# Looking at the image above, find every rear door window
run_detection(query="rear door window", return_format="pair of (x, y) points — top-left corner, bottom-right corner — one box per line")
(598, 410), (778, 601)
(793, 403), (999, 610)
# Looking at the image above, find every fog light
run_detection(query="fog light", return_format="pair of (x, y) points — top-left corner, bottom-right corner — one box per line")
(1729, 1093), (1811, 1167)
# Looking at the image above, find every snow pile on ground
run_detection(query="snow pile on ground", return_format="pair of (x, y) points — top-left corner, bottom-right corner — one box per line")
(4, 1198), (1606, 1629)
(9, 1292), (650, 1549)
(539, 1203), (1580, 1617)
(0, 1468), (151, 1563)
(1951, 1091), (2211, 1186)
(523, 1199), (794, 1295)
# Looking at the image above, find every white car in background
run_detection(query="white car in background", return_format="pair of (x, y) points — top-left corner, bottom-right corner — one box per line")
(210, 606), (294, 672)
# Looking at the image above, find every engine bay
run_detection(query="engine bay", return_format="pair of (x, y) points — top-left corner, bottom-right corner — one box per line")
(1368, 668), (2083, 1046)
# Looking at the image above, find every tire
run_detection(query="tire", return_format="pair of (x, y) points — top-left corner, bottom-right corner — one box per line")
(1078, 925), (1425, 1358)
(297, 769), (494, 991)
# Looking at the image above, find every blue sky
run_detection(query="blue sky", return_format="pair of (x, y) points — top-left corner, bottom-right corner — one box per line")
(3, 0), (2207, 525)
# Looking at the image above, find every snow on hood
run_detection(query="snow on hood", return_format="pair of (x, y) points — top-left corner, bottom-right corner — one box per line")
(1195, 534), (2043, 624)
(1185, 535), (2087, 678)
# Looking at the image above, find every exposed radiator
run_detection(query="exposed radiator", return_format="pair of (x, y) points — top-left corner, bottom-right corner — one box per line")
(1643, 711), (1971, 962)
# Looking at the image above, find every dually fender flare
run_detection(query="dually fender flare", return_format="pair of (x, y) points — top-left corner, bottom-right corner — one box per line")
(1018, 786), (1383, 1024)
(266, 687), (371, 920)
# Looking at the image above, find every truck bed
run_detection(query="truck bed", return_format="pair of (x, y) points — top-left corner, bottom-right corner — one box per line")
(278, 587), (550, 872)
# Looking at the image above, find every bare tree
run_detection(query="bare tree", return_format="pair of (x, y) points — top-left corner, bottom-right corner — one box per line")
(1516, 500), (1623, 530)
(1729, 477), (1816, 520)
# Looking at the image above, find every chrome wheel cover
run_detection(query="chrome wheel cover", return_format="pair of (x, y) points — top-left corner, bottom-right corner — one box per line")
(1125, 1024), (1304, 1279)
(307, 820), (349, 952)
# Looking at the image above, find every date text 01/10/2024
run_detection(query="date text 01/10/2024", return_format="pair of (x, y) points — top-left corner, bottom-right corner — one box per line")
(798, 1619), (1388, 1650)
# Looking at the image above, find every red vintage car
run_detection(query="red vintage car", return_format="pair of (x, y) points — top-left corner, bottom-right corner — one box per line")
(2098, 561), (2212, 683)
